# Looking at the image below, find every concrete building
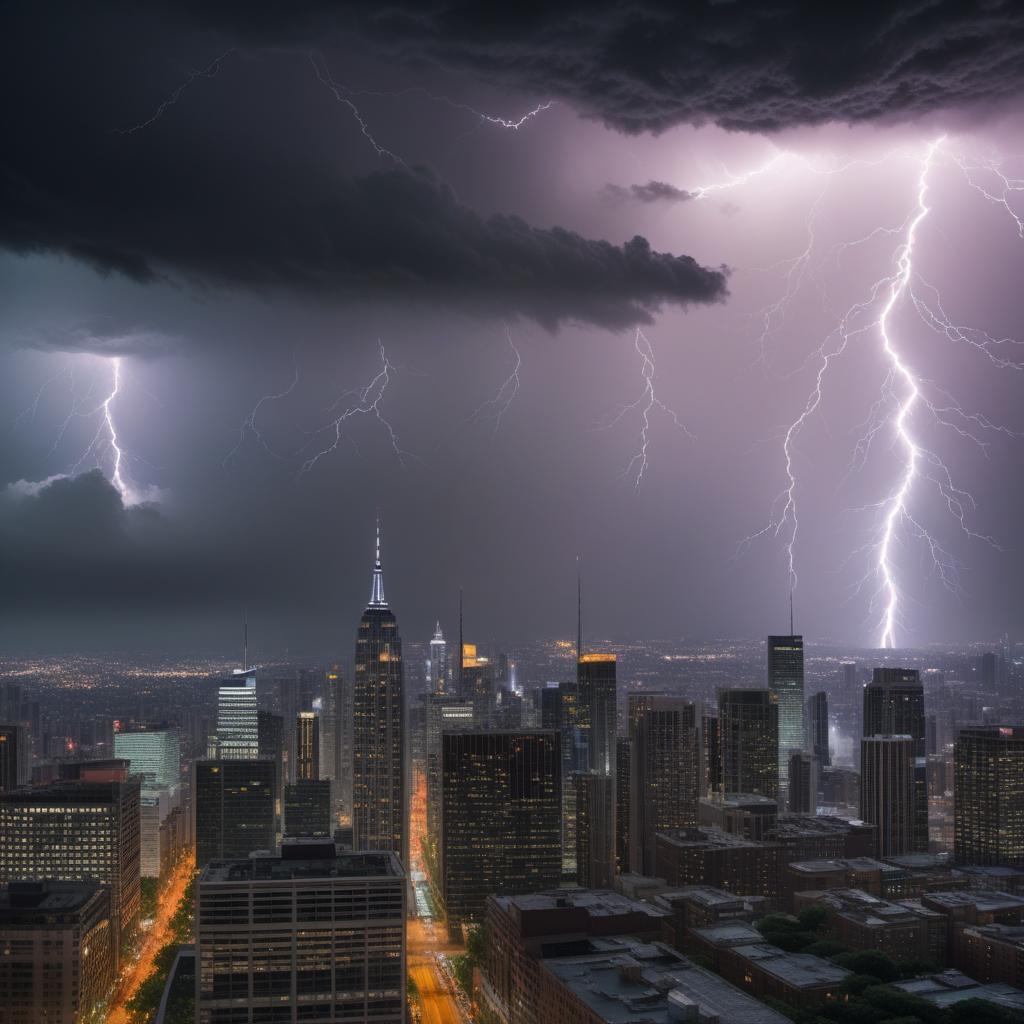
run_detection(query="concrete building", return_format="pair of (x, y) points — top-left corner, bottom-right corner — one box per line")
(0, 881), (115, 1024)
(698, 793), (778, 842)
(0, 761), (141, 951)
(893, 969), (1024, 1014)
(196, 840), (405, 1024)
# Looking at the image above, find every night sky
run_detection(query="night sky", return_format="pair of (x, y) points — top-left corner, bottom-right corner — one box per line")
(3, 2), (1024, 652)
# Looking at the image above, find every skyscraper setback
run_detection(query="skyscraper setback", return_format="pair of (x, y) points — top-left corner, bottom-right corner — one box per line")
(767, 634), (804, 804)
(352, 522), (406, 864)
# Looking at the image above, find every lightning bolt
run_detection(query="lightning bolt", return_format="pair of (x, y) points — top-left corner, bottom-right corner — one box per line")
(117, 49), (235, 134)
(466, 328), (521, 435)
(223, 354), (300, 465)
(599, 328), (693, 491)
(299, 340), (415, 474)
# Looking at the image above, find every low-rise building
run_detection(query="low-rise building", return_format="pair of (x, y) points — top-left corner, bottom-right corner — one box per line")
(717, 942), (850, 1010)
(698, 794), (778, 842)
(535, 938), (792, 1024)
(894, 969), (1024, 1014)
(957, 923), (1024, 987)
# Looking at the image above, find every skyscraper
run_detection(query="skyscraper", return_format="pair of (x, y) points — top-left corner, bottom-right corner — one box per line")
(217, 669), (258, 759)
(296, 711), (320, 781)
(440, 730), (561, 933)
(284, 779), (331, 838)
(113, 723), (181, 790)
(195, 759), (276, 867)
(955, 726), (1024, 867)
(574, 771), (614, 888)
(628, 695), (700, 875)
(718, 688), (779, 800)
(428, 622), (448, 693)
(788, 751), (818, 815)
(860, 736), (915, 858)
(806, 690), (830, 767)
(540, 681), (584, 875)
(615, 735), (630, 875)
(352, 522), (406, 864)
(767, 634), (804, 804)
(863, 668), (927, 852)
(576, 653), (616, 880)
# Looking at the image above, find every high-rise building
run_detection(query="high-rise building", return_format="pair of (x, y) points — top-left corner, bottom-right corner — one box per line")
(860, 736), (915, 858)
(806, 690), (830, 767)
(217, 669), (258, 759)
(979, 651), (998, 692)
(0, 762), (141, 950)
(628, 695), (699, 876)
(577, 654), (616, 777)
(0, 724), (29, 792)
(284, 779), (332, 838)
(767, 635), (804, 804)
(788, 751), (818, 815)
(353, 523), (406, 864)
(257, 710), (284, 835)
(718, 688), (779, 800)
(574, 772), (614, 888)
(615, 735), (630, 875)
(113, 723), (181, 790)
(540, 681), (585, 875)
(195, 758), (276, 867)
(701, 713), (721, 798)
(296, 711), (320, 781)
(955, 726), (1024, 867)
(423, 694), (474, 849)
(0, 881), (115, 1024)
(440, 730), (561, 933)
(863, 668), (927, 852)
(460, 642), (495, 727)
(428, 622), (448, 693)
(197, 840), (405, 1024)
(326, 665), (351, 818)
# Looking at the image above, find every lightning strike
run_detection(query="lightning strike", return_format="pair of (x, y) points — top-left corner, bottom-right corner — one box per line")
(224, 356), (300, 465)
(118, 49), (235, 134)
(599, 328), (693, 491)
(299, 341), (414, 475)
(466, 329), (521, 435)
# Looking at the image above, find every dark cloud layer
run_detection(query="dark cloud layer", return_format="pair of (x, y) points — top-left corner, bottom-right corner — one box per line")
(178, 1), (1024, 133)
(0, 6), (725, 332)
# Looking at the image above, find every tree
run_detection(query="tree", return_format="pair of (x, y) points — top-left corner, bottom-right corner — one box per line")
(832, 951), (900, 983)
(948, 998), (1023, 1024)
(797, 905), (830, 931)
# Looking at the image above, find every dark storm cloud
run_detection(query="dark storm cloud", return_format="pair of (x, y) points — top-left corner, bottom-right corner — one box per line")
(337, 1), (1024, 133)
(0, 8), (725, 333)
(604, 181), (693, 205)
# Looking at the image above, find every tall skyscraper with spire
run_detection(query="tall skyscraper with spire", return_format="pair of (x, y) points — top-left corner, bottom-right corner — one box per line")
(428, 622), (448, 693)
(352, 521), (407, 864)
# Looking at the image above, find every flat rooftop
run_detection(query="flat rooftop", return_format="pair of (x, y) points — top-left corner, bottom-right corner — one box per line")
(201, 847), (403, 884)
(0, 881), (103, 915)
(731, 944), (850, 989)
(691, 922), (763, 947)
(657, 827), (762, 851)
(496, 889), (667, 921)
(923, 890), (1024, 914)
(542, 939), (790, 1024)
(667, 885), (749, 908)
(788, 857), (888, 875)
(895, 970), (1024, 1011)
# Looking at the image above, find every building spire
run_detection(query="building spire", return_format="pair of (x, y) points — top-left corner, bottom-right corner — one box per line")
(789, 590), (794, 636)
(577, 557), (582, 662)
(368, 515), (388, 607)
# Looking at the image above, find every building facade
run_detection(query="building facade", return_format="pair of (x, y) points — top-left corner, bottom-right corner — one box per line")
(767, 634), (804, 805)
(860, 736), (916, 859)
(719, 688), (779, 801)
(195, 759), (276, 867)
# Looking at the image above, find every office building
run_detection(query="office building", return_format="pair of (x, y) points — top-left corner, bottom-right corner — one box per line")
(195, 758), (276, 867)
(0, 761), (141, 950)
(284, 779), (332, 837)
(955, 726), (1024, 868)
(0, 724), (29, 792)
(197, 840), (405, 1024)
(574, 772), (614, 888)
(615, 735), (630, 874)
(718, 688), (779, 800)
(788, 751), (817, 815)
(576, 654), (616, 777)
(860, 736), (915, 858)
(460, 642), (496, 727)
(540, 680), (585, 875)
(352, 524), (406, 863)
(257, 710), (284, 834)
(701, 712), (721, 797)
(428, 621), (448, 692)
(295, 710), (319, 781)
(0, 881), (115, 1024)
(863, 667), (927, 852)
(113, 723), (181, 790)
(423, 693), (473, 844)
(440, 730), (561, 933)
(806, 690), (830, 767)
(698, 793), (778, 842)
(628, 695), (699, 875)
(217, 669), (258, 759)
(767, 634), (804, 804)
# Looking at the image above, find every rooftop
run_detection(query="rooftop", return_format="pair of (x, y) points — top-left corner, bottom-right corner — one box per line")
(690, 922), (764, 948)
(0, 881), (104, 916)
(894, 970), (1024, 1011)
(496, 889), (667, 922)
(730, 944), (851, 989)
(201, 842), (403, 884)
(542, 939), (790, 1024)
(788, 857), (888, 875)
(815, 888), (944, 924)
(657, 827), (762, 851)
(882, 853), (953, 871)
(922, 890), (1024, 914)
